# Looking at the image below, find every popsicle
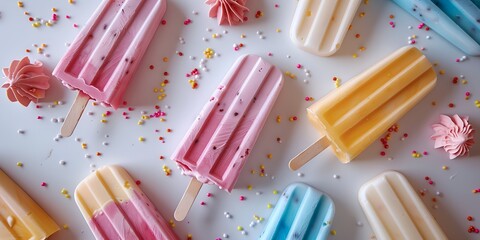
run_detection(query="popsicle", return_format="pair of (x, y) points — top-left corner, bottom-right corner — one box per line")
(74, 165), (178, 240)
(289, 46), (436, 170)
(392, 0), (480, 56)
(171, 54), (284, 221)
(358, 171), (447, 239)
(259, 183), (335, 240)
(53, 0), (166, 137)
(0, 168), (59, 239)
(290, 0), (362, 56)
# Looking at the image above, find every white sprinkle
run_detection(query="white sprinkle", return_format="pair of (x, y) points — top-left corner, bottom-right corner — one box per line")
(85, 154), (91, 159)
(223, 30), (228, 34)
(202, 37), (208, 42)
(17, 129), (25, 134)
(426, 35), (431, 39)
(206, 28), (211, 32)
(53, 137), (60, 142)
(449, 174), (456, 180)
(189, 56), (195, 60)
(75, 137), (81, 142)
(51, 118), (58, 123)
(90, 163), (96, 168)
(58, 118), (65, 123)
(202, 67), (208, 72)
(259, 35), (265, 39)
(44, 53), (50, 57)
(192, 10), (198, 15)
(333, 174), (339, 179)
(256, 31), (262, 35)
(387, 157), (393, 161)
(256, 191), (262, 195)
(241, 231), (247, 235)
(65, 42), (71, 47)
(59, 160), (66, 165)
(249, 221), (256, 227)
(436, 191), (441, 196)
(102, 142), (109, 146)
(223, 233), (229, 238)
(460, 75), (465, 79)
(408, 26), (413, 29)
(303, 79), (309, 84)
(7, 216), (14, 227)
(356, 221), (363, 227)
(297, 172), (304, 177)
(433, 204), (439, 209)
(141, 111), (147, 115)
(305, 72), (311, 77)
(286, 55), (291, 59)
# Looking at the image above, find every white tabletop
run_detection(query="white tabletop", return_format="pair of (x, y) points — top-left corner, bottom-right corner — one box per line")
(0, 0), (479, 239)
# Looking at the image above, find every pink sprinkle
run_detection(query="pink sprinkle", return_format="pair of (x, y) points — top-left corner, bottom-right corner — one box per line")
(423, 151), (428, 155)
(428, 180), (434, 185)
(128, 107), (134, 111)
(234, 47), (240, 51)
(240, 196), (246, 201)
(207, 193), (212, 197)
(52, 13), (58, 21)
(411, 39), (416, 44)
(200, 201), (206, 205)
(37, 116), (43, 120)
(456, 58), (460, 62)
(268, 53), (273, 56)
(466, 91), (471, 96)
(40, 182), (47, 187)
(296, 64), (302, 69)
(184, 19), (192, 25)
(73, 23), (78, 28)
(161, 19), (167, 25)
(105, 111), (111, 116)
(66, 15), (71, 19)
(275, 4), (279, 8)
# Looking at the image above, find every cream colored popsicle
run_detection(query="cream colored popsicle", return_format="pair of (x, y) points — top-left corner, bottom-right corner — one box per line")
(358, 171), (447, 239)
(75, 165), (178, 240)
(290, 0), (362, 56)
(0, 169), (59, 240)
(289, 46), (436, 170)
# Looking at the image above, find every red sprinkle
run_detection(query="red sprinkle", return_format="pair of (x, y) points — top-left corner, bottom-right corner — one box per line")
(135, 180), (141, 185)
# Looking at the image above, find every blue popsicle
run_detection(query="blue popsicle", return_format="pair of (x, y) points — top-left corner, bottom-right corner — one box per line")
(392, 0), (480, 55)
(259, 183), (335, 240)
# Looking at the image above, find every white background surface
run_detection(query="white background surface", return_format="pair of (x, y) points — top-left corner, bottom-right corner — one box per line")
(0, 0), (479, 239)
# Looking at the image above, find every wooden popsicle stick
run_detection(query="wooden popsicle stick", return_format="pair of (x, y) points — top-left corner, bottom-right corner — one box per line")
(60, 91), (90, 137)
(174, 178), (203, 221)
(289, 136), (330, 171)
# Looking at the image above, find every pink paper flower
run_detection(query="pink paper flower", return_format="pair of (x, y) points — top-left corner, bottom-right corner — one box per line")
(205, 0), (249, 26)
(431, 114), (475, 159)
(2, 57), (50, 107)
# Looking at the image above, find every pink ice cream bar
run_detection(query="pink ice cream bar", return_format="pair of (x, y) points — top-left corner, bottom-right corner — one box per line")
(172, 54), (283, 192)
(53, 0), (166, 109)
(75, 165), (179, 240)
(172, 54), (283, 221)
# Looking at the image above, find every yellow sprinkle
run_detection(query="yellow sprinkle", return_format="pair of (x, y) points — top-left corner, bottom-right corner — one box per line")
(240, 34), (246, 38)
(439, 69), (445, 75)
(101, 119), (107, 123)
(267, 203), (273, 209)
(62, 224), (69, 230)
(61, 188), (68, 194)
(276, 115), (281, 123)
(273, 190), (278, 195)
(237, 226), (243, 231)
(32, 22), (41, 28)
(169, 219), (176, 228)
(163, 57), (169, 62)
(124, 181), (131, 189)
(359, 12), (365, 17)
(442, 165), (448, 170)
(306, 10), (311, 16)
(45, 22), (53, 27)
(153, 88), (159, 93)
(81, 143), (87, 149)
(462, 80), (468, 84)
(64, 194), (71, 199)
(41, 43), (47, 48)
(276, 28), (281, 33)
(16, 162), (23, 167)
(17, 1), (23, 7)
(160, 118), (166, 122)
(330, 230), (337, 235)
(139, 137), (145, 142)
(359, 46), (366, 51)
(92, 102), (98, 106)
(138, 120), (144, 125)
(69, 0), (75, 4)
(267, 154), (272, 159)
(247, 185), (253, 190)
(352, 53), (358, 58)
(157, 95), (164, 100)
(102, 113), (107, 117)
(52, 8), (57, 12)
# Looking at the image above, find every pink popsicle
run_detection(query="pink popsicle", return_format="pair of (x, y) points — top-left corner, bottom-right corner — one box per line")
(53, 0), (166, 136)
(172, 54), (283, 220)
